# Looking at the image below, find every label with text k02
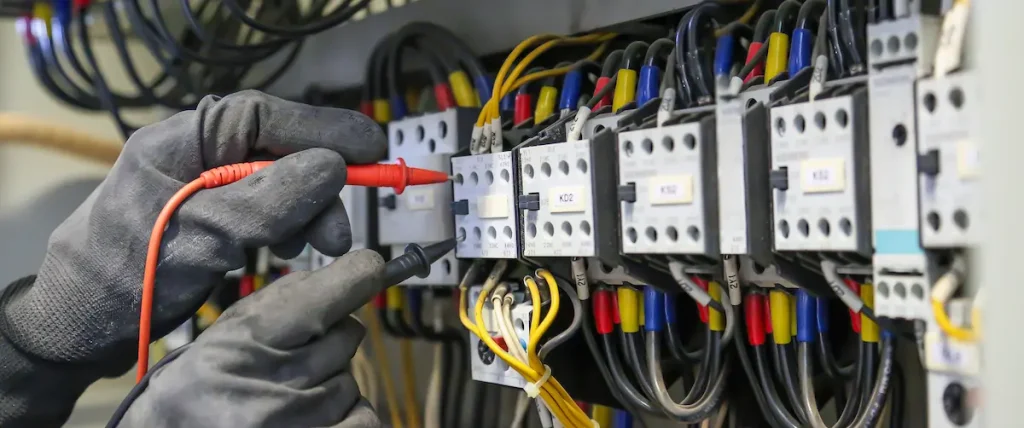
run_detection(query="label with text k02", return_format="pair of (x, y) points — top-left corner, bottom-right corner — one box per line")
(799, 158), (847, 193)
(548, 186), (588, 213)
(648, 175), (694, 205)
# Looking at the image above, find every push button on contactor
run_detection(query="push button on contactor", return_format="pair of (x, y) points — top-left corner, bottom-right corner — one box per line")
(618, 183), (637, 203)
(770, 167), (789, 191)
(451, 199), (470, 215)
(517, 193), (540, 211)
(918, 149), (941, 176)
(379, 194), (397, 210)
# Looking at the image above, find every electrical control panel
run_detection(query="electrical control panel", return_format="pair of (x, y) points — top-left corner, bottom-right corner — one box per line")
(467, 285), (532, 388)
(770, 92), (871, 254)
(715, 86), (774, 261)
(917, 73), (979, 249)
(617, 117), (718, 256)
(516, 132), (618, 259)
(451, 152), (520, 259)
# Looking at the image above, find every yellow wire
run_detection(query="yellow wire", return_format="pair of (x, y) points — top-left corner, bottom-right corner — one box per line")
(478, 33), (616, 128)
(932, 300), (979, 342)
(398, 340), (421, 428)
(472, 283), (588, 427)
(362, 305), (404, 428)
(714, 0), (761, 37)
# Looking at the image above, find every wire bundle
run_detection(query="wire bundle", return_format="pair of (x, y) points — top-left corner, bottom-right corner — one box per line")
(19, 1), (371, 139)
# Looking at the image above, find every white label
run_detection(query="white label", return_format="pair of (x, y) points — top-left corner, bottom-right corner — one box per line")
(934, 3), (969, 78)
(548, 186), (588, 213)
(925, 331), (980, 375)
(800, 158), (847, 193)
(477, 194), (510, 219)
(404, 188), (435, 210)
(956, 139), (979, 179)
(648, 175), (694, 205)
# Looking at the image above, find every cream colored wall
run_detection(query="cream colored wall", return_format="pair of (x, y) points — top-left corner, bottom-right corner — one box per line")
(0, 19), (167, 283)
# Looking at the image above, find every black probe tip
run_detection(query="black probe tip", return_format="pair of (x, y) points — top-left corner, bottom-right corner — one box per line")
(382, 237), (458, 284)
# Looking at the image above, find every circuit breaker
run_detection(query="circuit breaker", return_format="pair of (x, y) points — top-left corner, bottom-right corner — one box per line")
(866, 16), (942, 320)
(769, 91), (871, 254)
(617, 117), (718, 256)
(715, 86), (774, 262)
(467, 285), (532, 388)
(451, 152), (520, 259)
(516, 131), (619, 259)
(916, 73), (979, 249)
(381, 109), (476, 285)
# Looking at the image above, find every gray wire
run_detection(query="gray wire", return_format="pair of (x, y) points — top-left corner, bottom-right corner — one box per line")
(646, 331), (729, 422)
(800, 336), (894, 428)
(538, 275), (583, 358)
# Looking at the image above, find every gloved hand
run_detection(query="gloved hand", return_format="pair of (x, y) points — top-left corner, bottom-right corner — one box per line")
(118, 249), (386, 428)
(0, 90), (386, 426)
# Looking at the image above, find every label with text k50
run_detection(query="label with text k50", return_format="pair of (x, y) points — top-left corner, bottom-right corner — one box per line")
(548, 186), (588, 213)
(648, 175), (694, 205)
(800, 158), (846, 193)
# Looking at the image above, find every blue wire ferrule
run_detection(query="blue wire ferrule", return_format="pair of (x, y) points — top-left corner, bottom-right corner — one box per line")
(714, 35), (735, 77)
(54, 0), (72, 29)
(389, 95), (407, 120)
(500, 92), (515, 112)
(816, 296), (830, 334)
(788, 28), (813, 78)
(406, 288), (422, 318)
(474, 76), (493, 103)
(796, 289), (818, 343)
(558, 69), (583, 111)
(663, 293), (677, 325)
(637, 65), (661, 107)
(644, 286), (665, 332)
(614, 409), (634, 428)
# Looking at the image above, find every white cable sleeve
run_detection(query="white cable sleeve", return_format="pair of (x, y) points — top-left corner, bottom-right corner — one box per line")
(570, 257), (590, 301)
(657, 87), (676, 126)
(668, 261), (714, 306)
(820, 259), (865, 313)
(568, 106), (591, 142)
(722, 256), (742, 305)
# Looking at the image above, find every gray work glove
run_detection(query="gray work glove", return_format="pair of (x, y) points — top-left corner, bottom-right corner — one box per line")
(119, 250), (386, 428)
(0, 90), (386, 427)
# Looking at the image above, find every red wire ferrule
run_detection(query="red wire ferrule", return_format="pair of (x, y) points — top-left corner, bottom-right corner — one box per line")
(359, 100), (374, 118)
(593, 77), (613, 109)
(692, 276), (710, 324)
(593, 289), (613, 335)
(435, 84), (457, 111)
(239, 275), (254, 298)
(373, 291), (387, 309)
(744, 293), (766, 346)
(610, 291), (621, 325)
(843, 278), (862, 333)
(744, 42), (765, 83)
(763, 295), (774, 335)
(514, 93), (533, 125)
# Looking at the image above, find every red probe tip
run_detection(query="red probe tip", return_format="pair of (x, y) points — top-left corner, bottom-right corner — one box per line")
(346, 157), (450, 194)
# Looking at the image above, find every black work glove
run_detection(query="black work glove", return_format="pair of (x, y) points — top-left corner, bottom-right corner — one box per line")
(118, 250), (386, 428)
(0, 90), (386, 426)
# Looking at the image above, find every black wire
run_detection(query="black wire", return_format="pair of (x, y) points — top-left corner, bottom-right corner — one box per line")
(817, 332), (849, 411)
(600, 332), (658, 413)
(776, 343), (808, 425)
(444, 339), (467, 428)
(733, 321), (786, 428)
(753, 345), (802, 427)
(601, 50), (625, 77)
(585, 73), (619, 109)
(620, 41), (650, 71)
(753, 10), (777, 42)
(622, 331), (657, 401)
(736, 42), (770, 81)
(222, 0), (371, 37)
(890, 358), (905, 428)
(644, 38), (674, 68)
(826, 0), (850, 75)
(680, 328), (716, 405)
(177, 0), (296, 52)
(773, 0), (802, 33)
(797, 0), (828, 30)
(834, 340), (866, 427)
(106, 343), (192, 428)
(664, 315), (703, 363)
(837, 0), (865, 73)
(582, 305), (649, 427)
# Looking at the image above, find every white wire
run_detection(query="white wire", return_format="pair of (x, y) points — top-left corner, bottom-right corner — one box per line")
(423, 343), (444, 428)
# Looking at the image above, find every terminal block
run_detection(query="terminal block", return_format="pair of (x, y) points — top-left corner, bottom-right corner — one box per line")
(467, 285), (531, 388)
(517, 131), (618, 259)
(715, 86), (774, 262)
(617, 116), (718, 256)
(770, 91), (871, 255)
(867, 15), (941, 73)
(451, 152), (520, 259)
(917, 73), (978, 249)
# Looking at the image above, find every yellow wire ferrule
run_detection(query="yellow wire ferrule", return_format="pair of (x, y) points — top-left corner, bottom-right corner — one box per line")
(449, 71), (478, 107)
(765, 32), (790, 83)
(617, 287), (640, 333)
(860, 284), (880, 343)
(769, 290), (792, 344)
(534, 86), (558, 124)
(708, 282), (725, 332)
(612, 68), (638, 112)
(386, 286), (404, 311)
(372, 99), (391, 124)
